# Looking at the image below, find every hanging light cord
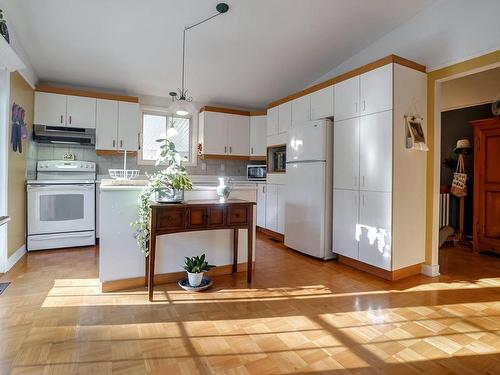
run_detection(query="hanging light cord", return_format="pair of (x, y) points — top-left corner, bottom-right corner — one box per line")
(179, 11), (225, 99)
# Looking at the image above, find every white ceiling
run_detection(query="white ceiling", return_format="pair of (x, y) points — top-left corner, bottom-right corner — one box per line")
(6, 0), (434, 109)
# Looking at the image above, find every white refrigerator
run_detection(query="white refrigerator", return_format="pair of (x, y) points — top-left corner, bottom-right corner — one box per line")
(285, 119), (333, 259)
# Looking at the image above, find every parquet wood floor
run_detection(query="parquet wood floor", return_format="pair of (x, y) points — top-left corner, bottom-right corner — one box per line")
(0, 235), (499, 374)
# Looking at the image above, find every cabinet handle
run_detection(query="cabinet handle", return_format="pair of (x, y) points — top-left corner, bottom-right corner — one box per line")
(138, 133), (141, 150)
(251, 147), (254, 154)
(355, 102), (358, 113)
(362, 100), (366, 111)
(362, 176), (365, 187)
(263, 185), (266, 193)
(120, 140), (123, 148)
(60, 115), (63, 124)
(229, 146), (232, 153)
(113, 140), (116, 148)
(69, 115), (72, 125)
(224, 146), (227, 153)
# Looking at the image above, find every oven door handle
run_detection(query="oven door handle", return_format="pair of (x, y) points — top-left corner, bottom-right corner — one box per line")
(27, 184), (95, 191)
(29, 232), (95, 241)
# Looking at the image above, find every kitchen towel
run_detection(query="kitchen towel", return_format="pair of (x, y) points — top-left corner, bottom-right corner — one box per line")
(10, 103), (24, 153)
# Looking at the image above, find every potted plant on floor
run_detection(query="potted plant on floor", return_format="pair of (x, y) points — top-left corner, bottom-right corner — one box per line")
(183, 254), (215, 287)
(133, 138), (193, 255)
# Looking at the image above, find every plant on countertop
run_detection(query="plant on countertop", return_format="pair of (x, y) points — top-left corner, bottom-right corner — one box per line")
(132, 138), (193, 255)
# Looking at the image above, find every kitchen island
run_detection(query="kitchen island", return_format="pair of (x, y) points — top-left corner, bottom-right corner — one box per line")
(99, 180), (257, 291)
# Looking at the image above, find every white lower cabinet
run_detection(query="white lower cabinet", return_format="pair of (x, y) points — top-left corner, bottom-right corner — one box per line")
(265, 184), (278, 232)
(358, 191), (392, 270)
(256, 183), (266, 228)
(333, 189), (359, 259)
(277, 185), (286, 234)
(263, 183), (285, 234)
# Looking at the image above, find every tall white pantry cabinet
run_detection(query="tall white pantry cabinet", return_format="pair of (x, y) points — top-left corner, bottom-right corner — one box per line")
(333, 62), (427, 278)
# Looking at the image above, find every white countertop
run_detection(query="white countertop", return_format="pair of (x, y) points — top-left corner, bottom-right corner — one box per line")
(99, 179), (258, 191)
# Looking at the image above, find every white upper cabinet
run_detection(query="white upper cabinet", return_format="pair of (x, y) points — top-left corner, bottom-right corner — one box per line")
(291, 95), (310, 127)
(334, 117), (359, 190)
(66, 95), (96, 128)
(310, 85), (334, 120)
(360, 64), (393, 115)
(227, 114), (250, 156)
(34, 92), (67, 127)
(267, 106), (279, 136)
(334, 76), (360, 121)
(199, 111), (228, 155)
(117, 102), (140, 151)
(250, 115), (267, 157)
(96, 99), (118, 150)
(278, 101), (292, 134)
(359, 111), (393, 192)
(333, 189), (359, 259)
(358, 191), (392, 270)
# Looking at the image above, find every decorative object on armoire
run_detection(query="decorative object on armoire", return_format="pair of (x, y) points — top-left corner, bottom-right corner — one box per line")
(168, 3), (229, 116)
(10, 103), (26, 153)
(133, 138), (193, 255)
(0, 9), (9, 44)
(404, 115), (428, 151)
(216, 177), (232, 202)
(492, 92), (500, 116)
(470, 117), (500, 254)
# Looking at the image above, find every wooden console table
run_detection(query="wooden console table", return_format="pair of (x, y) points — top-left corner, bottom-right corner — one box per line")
(146, 199), (255, 301)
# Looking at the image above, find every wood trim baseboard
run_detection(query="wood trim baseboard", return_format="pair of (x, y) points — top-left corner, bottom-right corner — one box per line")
(257, 226), (284, 242)
(102, 261), (256, 292)
(268, 54), (426, 108)
(199, 106), (251, 116)
(96, 150), (138, 157)
(199, 154), (250, 161)
(338, 256), (422, 281)
(36, 84), (139, 103)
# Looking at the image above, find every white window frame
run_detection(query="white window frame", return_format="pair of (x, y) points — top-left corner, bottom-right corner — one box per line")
(138, 105), (198, 167)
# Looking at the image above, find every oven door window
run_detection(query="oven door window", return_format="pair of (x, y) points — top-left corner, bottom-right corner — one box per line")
(40, 194), (85, 221)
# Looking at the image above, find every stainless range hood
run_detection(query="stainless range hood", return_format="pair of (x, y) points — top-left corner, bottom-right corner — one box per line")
(33, 124), (95, 146)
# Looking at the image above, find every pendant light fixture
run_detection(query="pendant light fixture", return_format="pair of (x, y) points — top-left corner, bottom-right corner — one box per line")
(169, 3), (229, 116)
(167, 91), (179, 139)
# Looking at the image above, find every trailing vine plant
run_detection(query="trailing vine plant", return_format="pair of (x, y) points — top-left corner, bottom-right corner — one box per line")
(132, 138), (193, 255)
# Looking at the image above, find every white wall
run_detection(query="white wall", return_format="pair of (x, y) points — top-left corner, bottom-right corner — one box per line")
(441, 67), (500, 111)
(310, 0), (500, 85)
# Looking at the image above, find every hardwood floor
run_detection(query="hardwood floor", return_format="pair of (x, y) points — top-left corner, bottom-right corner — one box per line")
(0, 235), (499, 374)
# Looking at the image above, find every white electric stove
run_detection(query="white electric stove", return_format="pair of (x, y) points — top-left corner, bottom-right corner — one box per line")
(27, 160), (96, 251)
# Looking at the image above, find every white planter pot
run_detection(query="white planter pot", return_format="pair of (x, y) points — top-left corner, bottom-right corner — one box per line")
(187, 272), (204, 287)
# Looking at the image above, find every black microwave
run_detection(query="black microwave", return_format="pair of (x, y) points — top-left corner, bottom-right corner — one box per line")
(247, 165), (266, 181)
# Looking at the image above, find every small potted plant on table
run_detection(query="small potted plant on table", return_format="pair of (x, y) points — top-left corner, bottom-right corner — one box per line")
(183, 254), (214, 287)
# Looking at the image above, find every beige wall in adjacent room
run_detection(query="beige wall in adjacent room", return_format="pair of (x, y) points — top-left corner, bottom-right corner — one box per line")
(441, 66), (500, 111)
(7, 72), (34, 257)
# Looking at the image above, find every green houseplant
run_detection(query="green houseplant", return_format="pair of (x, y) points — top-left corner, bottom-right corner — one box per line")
(132, 138), (193, 255)
(183, 254), (214, 287)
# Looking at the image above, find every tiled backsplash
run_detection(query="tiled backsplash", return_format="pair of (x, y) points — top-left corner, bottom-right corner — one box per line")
(32, 143), (257, 177)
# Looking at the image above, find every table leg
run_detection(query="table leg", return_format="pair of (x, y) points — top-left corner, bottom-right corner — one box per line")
(233, 228), (238, 274)
(144, 254), (149, 287)
(148, 208), (157, 302)
(247, 205), (253, 284)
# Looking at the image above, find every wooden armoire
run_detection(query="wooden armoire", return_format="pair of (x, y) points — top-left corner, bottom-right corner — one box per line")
(469, 117), (500, 254)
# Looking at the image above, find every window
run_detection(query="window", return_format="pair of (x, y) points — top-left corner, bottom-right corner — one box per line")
(139, 108), (197, 166)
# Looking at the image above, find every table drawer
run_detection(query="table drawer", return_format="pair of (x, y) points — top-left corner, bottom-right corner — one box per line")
(227, 206), (249, 225)
(207, 206), (225, 226)
(187, 208), (207, 228)
(157, 208), (186, 230)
